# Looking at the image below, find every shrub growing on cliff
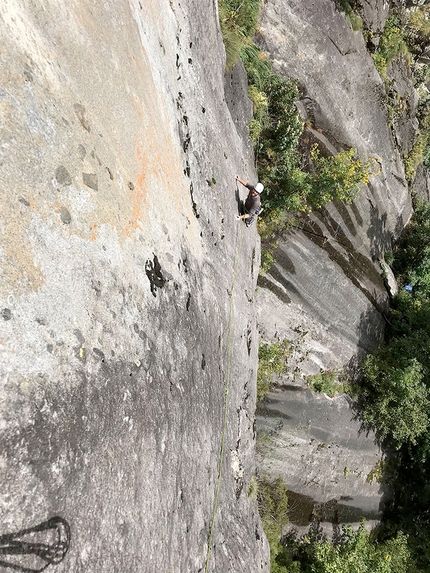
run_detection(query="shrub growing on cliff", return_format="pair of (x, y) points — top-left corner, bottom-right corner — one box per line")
(218, 0), (260, 70)
(404, 104), (430, 181)
(220, 0), (376, 231)
(259, 144), (376, 217)
(244, 50), (376, 218)
(306, 369), (347, 397)
(307, 145), (377, 209)
(257, 476), (289, 572)
(351, 198), (430, 451)
(277, 522), (413, 573)
(257, 340), (290, 401)
(392, 199), (430, 299)
(354, 352), (429, 448)
(372, 15), (412, 80)
(243, 45), (376, 217)
(407, 6), (430, 58)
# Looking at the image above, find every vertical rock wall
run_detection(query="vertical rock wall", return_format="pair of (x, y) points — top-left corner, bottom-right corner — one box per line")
(255, 0), (414, 528)
(0, 0), (268, 571)
(256, 0), (412, 373)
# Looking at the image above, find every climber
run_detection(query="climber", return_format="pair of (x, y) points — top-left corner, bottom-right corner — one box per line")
(235, 176), (264, 226)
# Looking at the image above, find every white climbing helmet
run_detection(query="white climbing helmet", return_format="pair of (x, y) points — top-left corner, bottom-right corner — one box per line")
(255, 182), (264, 194)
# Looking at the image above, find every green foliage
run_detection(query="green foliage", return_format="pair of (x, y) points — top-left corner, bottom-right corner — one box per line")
(260, 243), (277, 275)
(306, 369), (345, 397)
(336, 0), (363, 32)
(257, 476), (289, 571)
(350, 200), (430, 452)
(384, 250), (394, 266)
(354, 198), (430, 571)
(308, 145), (377, 209)
(366, 460), (385, 484)
(406, 6), (430, 56)
(258, 211), (296, 241)
(221, 0), (376, 236)
(217, 0), (260, 70)
(404, 104), (430, 181)
(277, 522), (413, 573)
(257, 340), (290, 401)
(240, 42), (310, 220)
(408, 6), (430, 37)
(372, 15), (412, 79)
(368, 9), (430, 179)
(245, 54), (374, 217)
(392, 199), (430, 296)
(424, 142), (430, 170)
(248, 474), (258, 499)
(354, 352), (429, 448)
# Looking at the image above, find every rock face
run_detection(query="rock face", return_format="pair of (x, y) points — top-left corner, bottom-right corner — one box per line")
(255, 0), (415, 527)
(0, 1), (268, 571)
(355, 0), (390, 36)
(256, 387), (383, 532)
(257, 0), (413, 376)
(413, 164), (430, 200)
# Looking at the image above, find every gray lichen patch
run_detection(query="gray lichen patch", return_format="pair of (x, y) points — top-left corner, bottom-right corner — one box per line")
(55, 165), (72, 186)
(82, 173), (98, 191)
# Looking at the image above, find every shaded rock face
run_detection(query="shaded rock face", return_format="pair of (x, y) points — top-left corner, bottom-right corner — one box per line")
(355, 0), (390, 36)
(257, 0), (412, 381)
(256, 387), (383, 532)
(0, 1), (268, 571)
(388, 57), (420, 154)
(413, 164), (430, 200)
(255, 0), (414, 527)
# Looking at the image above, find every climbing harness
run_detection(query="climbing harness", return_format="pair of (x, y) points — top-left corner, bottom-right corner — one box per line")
(204, 192), (245, 573)
(245, 206), (264, 227)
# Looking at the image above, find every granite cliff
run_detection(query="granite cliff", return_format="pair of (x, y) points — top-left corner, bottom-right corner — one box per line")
(255, 0), (419, 531)
(0, 1), (268, 571)
(0, 0), (424, 568)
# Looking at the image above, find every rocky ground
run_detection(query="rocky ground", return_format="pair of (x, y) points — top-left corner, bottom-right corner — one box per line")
(0, 1), (268, 571)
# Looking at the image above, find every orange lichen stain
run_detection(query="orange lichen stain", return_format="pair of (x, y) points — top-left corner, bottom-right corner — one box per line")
(90, 223), (98, 241)
(0, 195), (44, 298)
(126, 143), (149, 237)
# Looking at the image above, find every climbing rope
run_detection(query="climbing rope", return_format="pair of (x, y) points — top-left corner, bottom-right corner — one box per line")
(204, 198), (245, 573)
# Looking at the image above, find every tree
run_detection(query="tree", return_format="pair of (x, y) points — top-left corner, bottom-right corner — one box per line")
(355, 353), (429, 448)
(308, 145), (377, 209)
(277, 522), (412, 573)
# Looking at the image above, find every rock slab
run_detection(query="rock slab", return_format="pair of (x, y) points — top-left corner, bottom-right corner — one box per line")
(0, 0), (268, 571)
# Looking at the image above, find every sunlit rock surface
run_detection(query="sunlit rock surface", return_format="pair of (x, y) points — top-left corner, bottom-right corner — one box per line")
(0, 1), (268, 571)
